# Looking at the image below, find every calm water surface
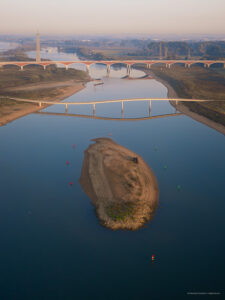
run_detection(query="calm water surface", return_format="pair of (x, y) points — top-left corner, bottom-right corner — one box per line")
(0, 49), (224, 300)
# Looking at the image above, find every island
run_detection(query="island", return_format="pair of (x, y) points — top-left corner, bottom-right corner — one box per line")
(80, 138), (159, 230)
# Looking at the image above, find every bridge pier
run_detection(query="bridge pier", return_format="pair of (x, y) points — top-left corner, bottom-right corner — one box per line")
(66, 104), (68, 113)
(127, 64), (131, 76)
(149, 100), (151, 117)
(20, 66), (24, 71)
(107, 65), (110, 76)
(39, 102), (42, 107)
(65, 65), (69, 70)
(121, 101), (124, 114)
(43, 65), (46, 70)
(93, 103), (95, 115)
(86, 65), (90, 73)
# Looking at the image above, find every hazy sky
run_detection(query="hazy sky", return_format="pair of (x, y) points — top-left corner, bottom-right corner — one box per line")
(1, 0), (225, 36)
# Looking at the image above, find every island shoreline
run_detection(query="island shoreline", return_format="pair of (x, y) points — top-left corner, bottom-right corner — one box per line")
(80, 138), (159, 231)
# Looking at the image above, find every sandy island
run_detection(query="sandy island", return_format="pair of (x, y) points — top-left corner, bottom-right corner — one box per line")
(0, 80), (85, 126)
(80, 138), (159, 230)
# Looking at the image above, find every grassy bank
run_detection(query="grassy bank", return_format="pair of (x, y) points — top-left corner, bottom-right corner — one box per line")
(148, 65), (225, 126)
(0, 64), (90, 101)
(0, 50), (90, 125)
(0, 65), (89, 90)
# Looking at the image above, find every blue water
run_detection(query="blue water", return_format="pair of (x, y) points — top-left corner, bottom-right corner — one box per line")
(0, 51), (225, 300)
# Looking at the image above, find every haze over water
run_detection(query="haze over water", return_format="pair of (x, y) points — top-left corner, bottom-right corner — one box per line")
(0, 47), (224, 299)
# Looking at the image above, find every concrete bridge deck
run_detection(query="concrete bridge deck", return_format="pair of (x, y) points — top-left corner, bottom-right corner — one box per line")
(1, 96), (223, 120)
(1, 96), (221, 116)
(0, 59), (224, 72)
(0, 96), (213, 106)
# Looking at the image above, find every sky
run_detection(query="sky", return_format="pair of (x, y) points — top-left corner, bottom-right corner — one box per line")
(0, 0), (225, 36)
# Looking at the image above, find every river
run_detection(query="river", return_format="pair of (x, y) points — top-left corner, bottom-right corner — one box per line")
(0, 47), (224, 300)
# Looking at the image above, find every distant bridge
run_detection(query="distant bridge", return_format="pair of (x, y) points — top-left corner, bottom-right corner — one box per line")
(0, 60), (224, 75)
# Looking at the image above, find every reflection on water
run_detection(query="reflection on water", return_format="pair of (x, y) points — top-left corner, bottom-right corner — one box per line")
(0, 46), (224, 300)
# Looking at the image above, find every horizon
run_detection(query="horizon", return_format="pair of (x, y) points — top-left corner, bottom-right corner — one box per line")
(1, 0), (225, 36)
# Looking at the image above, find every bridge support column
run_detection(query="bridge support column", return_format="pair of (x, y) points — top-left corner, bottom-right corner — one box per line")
(20, 66), (24, 71)
(127, 65), (131, 76)
(107, 64), (110, 76)
(65, 65), (69, 70)
(39, 102), (42, 107)
(93, 103), (95, 115)
(121, 101), (124, 113)
(66, 104), (68, 113)
(86, 65), (90, 73)
(149, 100), (151, 117)
(43, 65), (46, 70)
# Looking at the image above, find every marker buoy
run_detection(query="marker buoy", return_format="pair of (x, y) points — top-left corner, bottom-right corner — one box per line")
(66, 160), (69, 165)
(73, 144), (75, 149)
(69, 182), (73, 186)
(108, 133), (112, 136)
(177, 185), (181, 191)
(152, 255), (155, 261)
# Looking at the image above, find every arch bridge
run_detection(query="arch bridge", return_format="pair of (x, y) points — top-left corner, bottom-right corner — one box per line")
(0, 59), (224, 75)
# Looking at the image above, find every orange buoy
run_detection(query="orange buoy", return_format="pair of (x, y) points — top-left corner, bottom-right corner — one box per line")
(152, 255), (155, 261)
(69, 182), (73, 186)
(66, 160), (69, 165)
(73, 144), (75, 148)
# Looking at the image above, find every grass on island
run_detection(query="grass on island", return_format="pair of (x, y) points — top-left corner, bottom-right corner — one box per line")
(106, 202), (136, 222)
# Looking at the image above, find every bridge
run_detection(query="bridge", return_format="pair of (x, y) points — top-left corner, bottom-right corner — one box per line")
(0, 60), (224, 75)
(0, 33), (224, 75)
(1, 96), (215, 118)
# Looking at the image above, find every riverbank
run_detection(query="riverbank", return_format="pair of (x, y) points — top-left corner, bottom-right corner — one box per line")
(80, 138), (159, 230)
(135, 66), (225, 135)
(0, 80), (86, 126)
